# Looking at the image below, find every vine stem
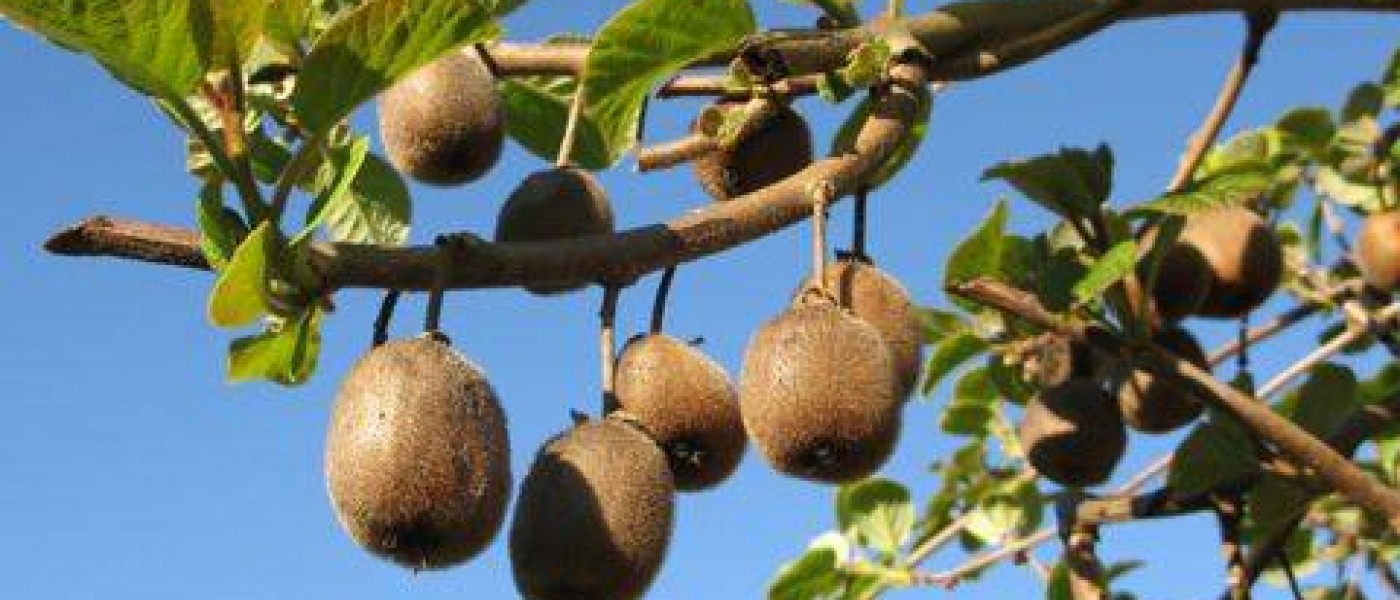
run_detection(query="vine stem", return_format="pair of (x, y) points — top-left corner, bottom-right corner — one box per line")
(649, 267), (677, 334)
(557, 83), (587, 168)
(600, 284), (622, 414)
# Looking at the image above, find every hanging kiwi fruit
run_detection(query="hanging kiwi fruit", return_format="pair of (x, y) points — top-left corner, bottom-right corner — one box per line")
(692, 99), (814, 201)
(739, 191), (903, 483)
(379, 49), (504, 186)
(324, 280), (510, 570)
(614, 268), (747, 491)
(1018, 378), (1127, 487)
(792, 191), (924, 400)
(1115, 326), (1210, 433)
(1356, 210), (1400, 292)
(1151, 206), (1282, 319)
(509, 286), (676, 600)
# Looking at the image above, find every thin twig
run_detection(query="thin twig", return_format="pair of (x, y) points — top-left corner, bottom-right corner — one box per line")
(1256, 325), (1366, 398)
(1214, 494), (1250, 600)
(1208, 302), (1323, 366)
(1167, 9), (1277, 191)
(557, 84), (587, 168)
(636, 134), (718, 172)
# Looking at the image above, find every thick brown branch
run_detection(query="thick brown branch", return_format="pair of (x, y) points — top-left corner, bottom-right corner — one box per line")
(949, 278), (1400, 531)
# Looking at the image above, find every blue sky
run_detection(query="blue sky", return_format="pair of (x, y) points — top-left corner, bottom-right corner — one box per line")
(0, 2), (1396, 599)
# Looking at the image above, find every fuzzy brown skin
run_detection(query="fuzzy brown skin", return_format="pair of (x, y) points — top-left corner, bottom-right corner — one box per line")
(614, 334), (747, 491)
(1116, 327), (1209, 433)
(1174, 207), (1283, 318)
(379, 51), (504, 186)
(794, 259), (925, 400)
(739, 301), (901, 483)
(494, 167), (615, 294)
(324, 336), (510, 570)
(1357, 211), (1400, 292)
(692, 102), (813, 201)
(1144, 241), (1211, 325)
(509, 418), (675, 600)
(1019, 379), (1126, 487)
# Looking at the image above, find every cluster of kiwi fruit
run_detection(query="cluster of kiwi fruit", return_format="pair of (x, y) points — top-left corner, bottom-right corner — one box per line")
(1017, 205), (1285, 487)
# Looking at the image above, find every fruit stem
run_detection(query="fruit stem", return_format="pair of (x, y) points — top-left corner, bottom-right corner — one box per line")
(372, 290), (401, 346)
(852, 186), (870, 260)
(424, 236), (455, 339)
(556, 82), (587, 168)
(600, 284), (622, 413)
(649, 266), (678, 334)
(811, 182), (835, 297)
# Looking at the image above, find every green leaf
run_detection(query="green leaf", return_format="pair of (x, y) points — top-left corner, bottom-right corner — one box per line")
(1246, 473), (1312, 546)
(920, 332), (990, 398)
(1275, 107), (1334, 157)
(500, 75), (611, 171)
(301, 136), (371, 241)
(1276, 363), (1358, 438)
(1130, 168), (1273, 217)
(1072, 240), (1137, 306)
(196, 183), (249, 271)
(1382, 47), (1400, 108)
(227, 306), (324, 385)
(304, 140), (411, 245)
(780, 0), (858, 26)
(1314, 166), (1382, 212)
(293, 0), (500, 136)
(1342, 82), (1384, 123)
(966, 477), (1040, 544)
(583, 0), (755, 164)
(1169, 416), (1259, 497)
(195, 0), (268, 70)
(266, 0), (315, 44)
(208, 221), (280, 328)
(917, 307), (967, 345)
(982, 145), (1113, 219)
(831, 86), (933, 189)
(838, 40), (890, 89)
(941, 367), (1000, 437)
(769, 533), (847, 600)
(0, 0), (204, 98)
(1046, 561), (1074, 600)
(944, 200), (1008, 310)
(835, 478), (914, 557)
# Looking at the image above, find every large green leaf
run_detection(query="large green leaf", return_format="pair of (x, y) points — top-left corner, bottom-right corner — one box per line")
(920, 332), (989, 398)
(944, 200), (1008, 310)
(266, 0), (315, 44)
(1382, 47), (1400, 108)
(501, 76), (611, 170)
(1168, 415), (1259, 497)
(208, 220), (279, 328)
(227, 306), (324, 386)
(0, 0), (204, 98)
(303, 138), (411, 245)
(196, 182), (249, 271)
(982, 145), (1113, 219)
(831, 86), (934, 189)
(1072, 239), (1137, 306)
(1276, 363), (1358, 438)
(1275, 107), (1334, 158)
(835, 478), (914, 557)
(1129, 169), (1273, 217)
(941, 367), (999, 437)
(195, 0), (267, 69)
(583, 0), (755, 164)
(293, 0), (500, 136)
(768, 533), (848, 600)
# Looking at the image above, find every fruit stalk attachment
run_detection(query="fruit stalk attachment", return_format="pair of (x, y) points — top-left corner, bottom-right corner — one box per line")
(601, 283), (622, 413)
(425, 234), (463, 341)
(650, 267), (678, 334)
(810, 182), (835, 298)
(372, 290), (401, 347)
(852, 186), (870, 260)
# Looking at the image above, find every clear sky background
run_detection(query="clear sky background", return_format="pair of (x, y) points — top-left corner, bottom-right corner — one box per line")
(0, 2), (1396, 599)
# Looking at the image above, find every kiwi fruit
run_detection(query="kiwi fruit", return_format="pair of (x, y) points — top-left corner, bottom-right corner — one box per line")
(379, 50), (504, 186)
(1018, 378), (1126, 487)
(1172, 207), (1283, 318)
(793, 258), (924, 400)
(614, 333), (746, 491)
(1141, 239), (1211, 325)
(324, 335), (510, 569)
(1115, 327), (1209, 433)
(509, 417), (675, 600)
(692, 101), (813, 201)
(1356, 211), (1400, 292)
(738, 297), (901, 483)
(494, 166), (615, 294)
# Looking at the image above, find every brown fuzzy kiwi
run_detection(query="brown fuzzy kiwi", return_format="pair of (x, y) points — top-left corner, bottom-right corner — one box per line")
(1175, 207), (1283, 318)
(614, 333), (746, 491)
(692, 102), (813, 201)
(509, 417), (675, 600)
(1357, 211), (1400, 292)
(738, 297), (901, 483)
(324, 335), (510, 569)
(1142, 239), (1211, 325)
(1116, 327), (1210, 433)
(1019, 378), (1126, 487)
(379, 51), (504, 186)
(793, 258), (924, 400)
(494, 166), (615, 294)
